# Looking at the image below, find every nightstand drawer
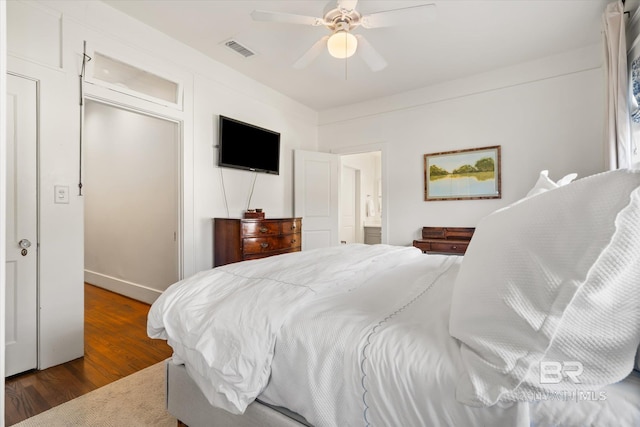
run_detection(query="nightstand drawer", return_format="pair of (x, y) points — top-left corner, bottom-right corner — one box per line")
(430, 241), (468, 254)
(413, 239), (469, 255)
(412, 240), (431, 252)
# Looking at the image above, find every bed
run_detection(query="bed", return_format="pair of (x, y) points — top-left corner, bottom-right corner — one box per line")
(148, 169), (640, 427)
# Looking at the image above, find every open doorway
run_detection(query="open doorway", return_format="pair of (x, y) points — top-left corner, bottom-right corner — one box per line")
(83, 100), (181, 303)
(340, 151), (382, 244)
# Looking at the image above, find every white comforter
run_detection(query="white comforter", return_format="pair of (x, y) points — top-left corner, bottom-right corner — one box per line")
(148, 244), (640, 426)
(259, 248), (528, 427)
(148, 244), (425, 415)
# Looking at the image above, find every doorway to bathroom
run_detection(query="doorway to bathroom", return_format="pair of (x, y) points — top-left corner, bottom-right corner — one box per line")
(340, 151), (382, 244)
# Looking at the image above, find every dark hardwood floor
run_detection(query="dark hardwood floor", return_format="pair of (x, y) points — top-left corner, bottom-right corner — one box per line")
(4, 283), (174, 426)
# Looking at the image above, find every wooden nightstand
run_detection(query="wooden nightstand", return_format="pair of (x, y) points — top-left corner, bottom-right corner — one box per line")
(413, 227), (475, 255)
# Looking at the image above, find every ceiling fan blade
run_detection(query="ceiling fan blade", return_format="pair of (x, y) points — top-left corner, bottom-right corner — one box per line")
(355, 35), (387, 72)
(337, 0), (358, 12)
(251, 10), (324, 26)
(361, 3), (436, 28)
(293, 36), (330, 69)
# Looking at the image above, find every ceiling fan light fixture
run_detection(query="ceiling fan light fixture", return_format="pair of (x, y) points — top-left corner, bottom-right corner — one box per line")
(327, 30), (358, 59)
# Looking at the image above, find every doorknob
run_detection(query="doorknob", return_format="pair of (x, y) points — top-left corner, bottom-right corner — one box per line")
(19, 239), (31, 249)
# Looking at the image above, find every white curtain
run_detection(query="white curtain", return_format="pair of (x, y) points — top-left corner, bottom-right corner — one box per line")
(603, 1), (631, 170)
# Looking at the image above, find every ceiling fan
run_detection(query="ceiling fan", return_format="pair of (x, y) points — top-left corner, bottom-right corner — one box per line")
(251, 0), (436, 72)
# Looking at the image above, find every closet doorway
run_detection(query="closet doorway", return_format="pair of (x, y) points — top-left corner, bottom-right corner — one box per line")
(83, 100), (180, 302)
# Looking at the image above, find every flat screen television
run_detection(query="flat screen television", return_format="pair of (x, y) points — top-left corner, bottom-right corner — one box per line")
(218, 115), (281, 175)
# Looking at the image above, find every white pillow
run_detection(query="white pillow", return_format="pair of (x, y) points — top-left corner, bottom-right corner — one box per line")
(449, 169), (640, 407)
(525, 170), (578, 198)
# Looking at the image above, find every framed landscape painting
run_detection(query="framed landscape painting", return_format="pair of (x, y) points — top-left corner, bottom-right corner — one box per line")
(424, 145), (501, 201)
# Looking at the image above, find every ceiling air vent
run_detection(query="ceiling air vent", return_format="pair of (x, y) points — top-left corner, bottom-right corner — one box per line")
(224, 40), (255, 58)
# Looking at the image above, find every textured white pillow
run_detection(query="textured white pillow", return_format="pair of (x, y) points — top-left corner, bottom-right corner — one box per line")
(525, 170), (578, 198)
(450, 169), (640, 407)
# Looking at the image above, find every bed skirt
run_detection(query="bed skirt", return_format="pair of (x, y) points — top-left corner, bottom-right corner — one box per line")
(165, 361), (310, 427)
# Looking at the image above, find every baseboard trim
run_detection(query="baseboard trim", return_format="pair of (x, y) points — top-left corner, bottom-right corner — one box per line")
(84, 270), (162, 304)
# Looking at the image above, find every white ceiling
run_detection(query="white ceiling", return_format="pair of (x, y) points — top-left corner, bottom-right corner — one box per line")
(102, 0), (613, 111)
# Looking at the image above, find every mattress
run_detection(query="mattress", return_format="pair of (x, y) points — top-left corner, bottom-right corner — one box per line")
(166, 361), (310, 427)
(166, 359), (640, 427)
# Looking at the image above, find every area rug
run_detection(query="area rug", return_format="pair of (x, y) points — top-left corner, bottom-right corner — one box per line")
(14, 361), (176, 426)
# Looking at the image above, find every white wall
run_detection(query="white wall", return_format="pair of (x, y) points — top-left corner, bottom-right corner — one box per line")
(193, 73), (318, 270)
(7, 0), (86, 370)
(319, 45), (606, 245)
(6, 0), (318, 369)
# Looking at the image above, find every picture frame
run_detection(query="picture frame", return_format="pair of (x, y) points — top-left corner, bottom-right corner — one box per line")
(424, 145), (501, 201)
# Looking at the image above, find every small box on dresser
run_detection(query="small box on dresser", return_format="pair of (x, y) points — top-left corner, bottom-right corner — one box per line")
(214, 217), (302, 267)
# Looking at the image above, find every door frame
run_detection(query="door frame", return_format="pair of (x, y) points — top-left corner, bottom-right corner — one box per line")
(82, 96), (184, 296)
(339, 165), (361, 244)
(332, 143), (387, 244)
(1, 0), (7, 400)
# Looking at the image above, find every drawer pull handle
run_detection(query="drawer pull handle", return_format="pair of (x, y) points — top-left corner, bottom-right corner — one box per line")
(451, 246), (457, 250)
(291, 223), (297, 229)
(259, 227), (268, 233)
(260, 243), (269, 249)
(291, 239), (296, 243)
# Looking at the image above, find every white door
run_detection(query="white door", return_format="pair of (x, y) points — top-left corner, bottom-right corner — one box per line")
(294, 150), (340, 250)
(340, 166), (358, 244)
(5, 74), (38, 376)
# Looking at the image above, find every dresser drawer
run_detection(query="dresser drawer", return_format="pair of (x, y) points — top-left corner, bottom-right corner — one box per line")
(244, 247), (301, 261)
(243, 234), (301, 255)
(242, 221), (280, 237)
(280, 219), (301, 234)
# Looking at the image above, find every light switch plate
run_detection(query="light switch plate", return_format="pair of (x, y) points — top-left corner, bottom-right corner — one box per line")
(54, 185), (69, 204)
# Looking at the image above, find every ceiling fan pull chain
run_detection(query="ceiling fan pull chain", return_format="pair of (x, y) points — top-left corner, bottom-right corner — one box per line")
(345, 55), (349, 81)
(344, 37), (348, 80)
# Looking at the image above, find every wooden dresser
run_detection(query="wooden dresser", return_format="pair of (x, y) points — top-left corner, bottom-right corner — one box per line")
(213, 218), (302, 267)
(412, 226), (475, 255)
